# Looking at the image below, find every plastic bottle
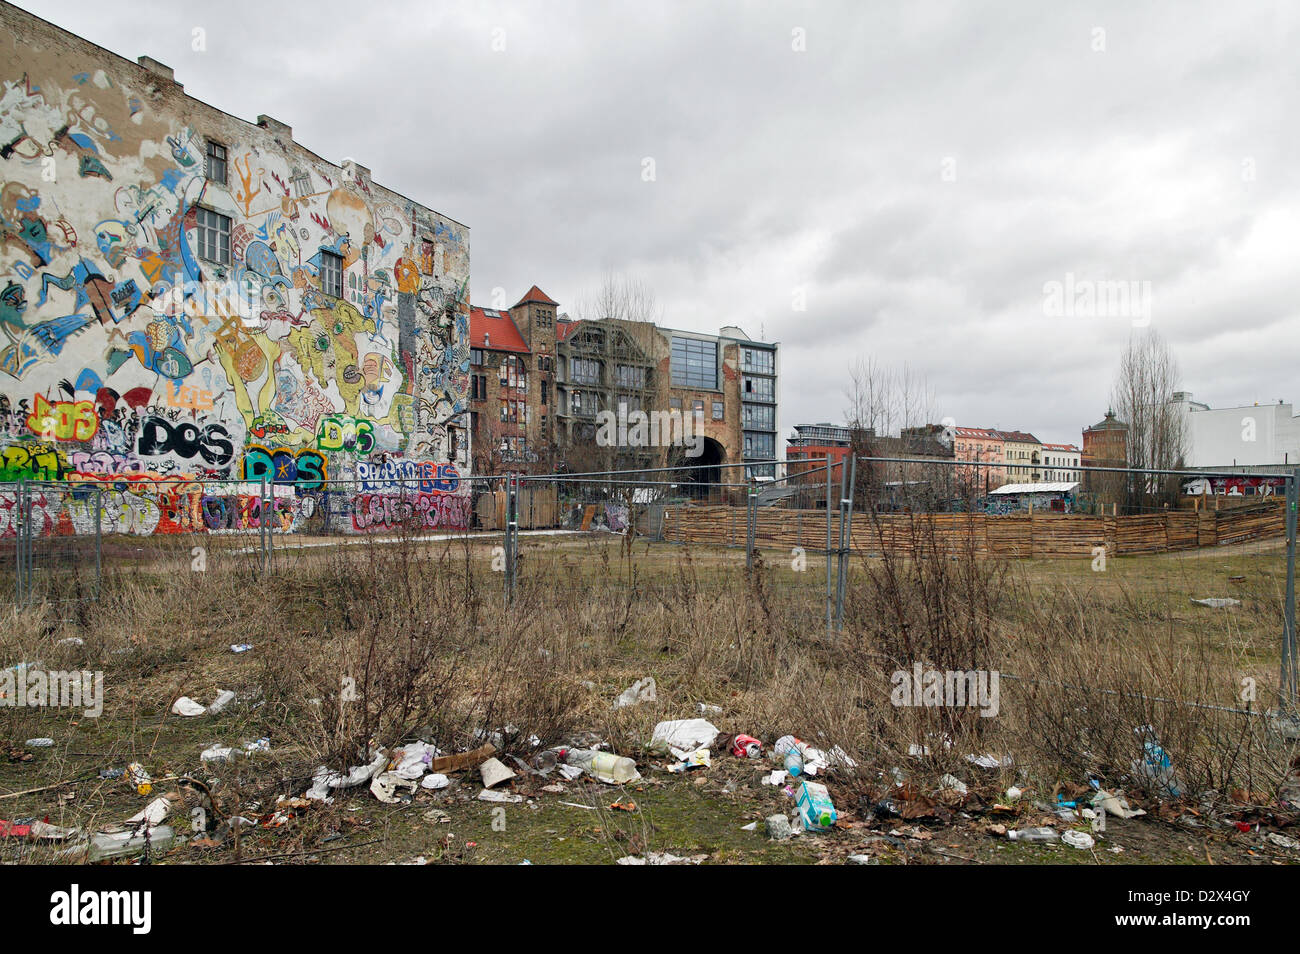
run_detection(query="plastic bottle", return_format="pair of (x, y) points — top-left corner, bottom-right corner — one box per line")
(88, 826), (176, 862)
(126, 762), (152, 796)
(561, 748), (641, 784)
(774, 735), (806, 777)
(1008, 827), (1060, 843)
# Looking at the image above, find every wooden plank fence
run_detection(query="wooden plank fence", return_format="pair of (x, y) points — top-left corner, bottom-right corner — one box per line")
(660, 499), (1287, 557)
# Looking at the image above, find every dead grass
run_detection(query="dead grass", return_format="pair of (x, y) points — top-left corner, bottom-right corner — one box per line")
(0, 525), (1295, 864)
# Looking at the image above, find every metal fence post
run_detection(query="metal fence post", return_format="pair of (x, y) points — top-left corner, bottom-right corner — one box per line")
(505, 473), (518, 605)
(94, 484), (102, 601)
(1282, 466), (1299, 713)
(15, 479), (25, 606)
(825, 458), (833, 636)
(745, 482), (756, 571)
(260, 476), (269, 573)
(836, 454), (856, 631)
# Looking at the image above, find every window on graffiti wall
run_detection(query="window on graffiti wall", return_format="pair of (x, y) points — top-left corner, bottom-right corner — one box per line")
(319, 250), (344, 298)
(196, 208), (231, 265)
(205, 140), (227, 184)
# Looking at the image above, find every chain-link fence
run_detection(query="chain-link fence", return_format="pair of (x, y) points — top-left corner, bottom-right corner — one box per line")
(3, 456), (1296, 713)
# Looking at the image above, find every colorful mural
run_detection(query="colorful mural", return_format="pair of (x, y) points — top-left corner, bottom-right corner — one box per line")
(0, 37), (471, 533)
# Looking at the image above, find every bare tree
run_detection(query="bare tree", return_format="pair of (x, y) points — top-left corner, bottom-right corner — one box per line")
(1109, 330), (1187, 511)
(845, 358), (942, 510)
(572, 271), (663, 325)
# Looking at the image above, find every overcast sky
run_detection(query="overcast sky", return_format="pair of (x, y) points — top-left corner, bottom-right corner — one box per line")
(21, 0), (1299, 446)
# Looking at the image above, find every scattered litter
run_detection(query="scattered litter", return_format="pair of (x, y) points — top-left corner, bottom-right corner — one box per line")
(171, 696), (206, 717)
(24, 738), (53, 748)
(966, 753), (1013, 770)
(87, 826), (176, 862)
(478, 789), (524, 804)
(126, 762), (153, 796)
(846, 854), (879, 865)
(423, 809), (451, 824)
(559, 801), (597, 810)
(420, 773), (450, 790)
(479, 757), (516, 789)
(1008, 827), (1060, 843)
(732, 734), (763, 759)
(127, 796), (174, 827)
(616, 852), (707, 865)
(207, 690), (236, 715)
(650, 719), (719, 754)
(306, 750), (388, 800)
(1190, 597), (1240, 608)
(667, 746), (711, 773)
(230, 643), (254, 653)
(1267, 832), (1300, 851)
(1006, 786), (1023, 801)
(761, 770), (788, 786)
(795, 780), (838, 832)
(1092, 790), (1146, 819)
(613, 677), (657, 709)
(1132, 725), (1181, 797)
(1062, 830), (1095, 849)
(370, 772), (418, 804)
(938, 774), (968, 796)
(563, 748), (640, 784)
(696, 702), (723, 715)
(30, 820), (78, 841)
(55, 637), (84, 647)
(741, 821), (758, 831)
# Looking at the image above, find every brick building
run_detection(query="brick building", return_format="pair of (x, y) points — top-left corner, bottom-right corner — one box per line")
(468, 286), (560, 473)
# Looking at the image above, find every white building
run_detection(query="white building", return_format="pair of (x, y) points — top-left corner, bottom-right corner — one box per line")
(1169, 393), (1300, 470)
(1039, 442), (1081, 482)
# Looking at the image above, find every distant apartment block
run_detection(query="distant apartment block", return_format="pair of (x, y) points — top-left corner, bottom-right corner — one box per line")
(1040, 442), (1081, 482)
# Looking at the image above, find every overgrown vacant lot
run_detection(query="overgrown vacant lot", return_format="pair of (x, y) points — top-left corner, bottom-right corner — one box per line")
(2, 528), (1297, 865)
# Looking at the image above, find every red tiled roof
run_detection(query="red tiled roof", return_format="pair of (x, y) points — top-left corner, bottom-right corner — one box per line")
(1041, 442), (1079, 452)
(954, 426), (1002, 440)
(512, 285), (558, 308)
(995, 430), (1040, 444)
(470, 307), (530, 353)
(555, 318), (579, 341)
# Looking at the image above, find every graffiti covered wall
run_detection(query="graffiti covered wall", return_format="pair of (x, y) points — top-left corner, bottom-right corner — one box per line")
(0, 5), (471, 533)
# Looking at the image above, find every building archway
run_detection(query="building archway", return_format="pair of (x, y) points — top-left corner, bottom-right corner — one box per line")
(670, 437), (725, 498)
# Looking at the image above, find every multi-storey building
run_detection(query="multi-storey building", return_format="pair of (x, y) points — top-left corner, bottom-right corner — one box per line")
(553, 317), (779, 483)
(1040, 442), (1081, 483)
(998, 430), (1043, 483)
(467, 286), (560, 473)
(0, 3), (471, 532)
(786, 422), (857, 487)
(952, 427), (1006, 493)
